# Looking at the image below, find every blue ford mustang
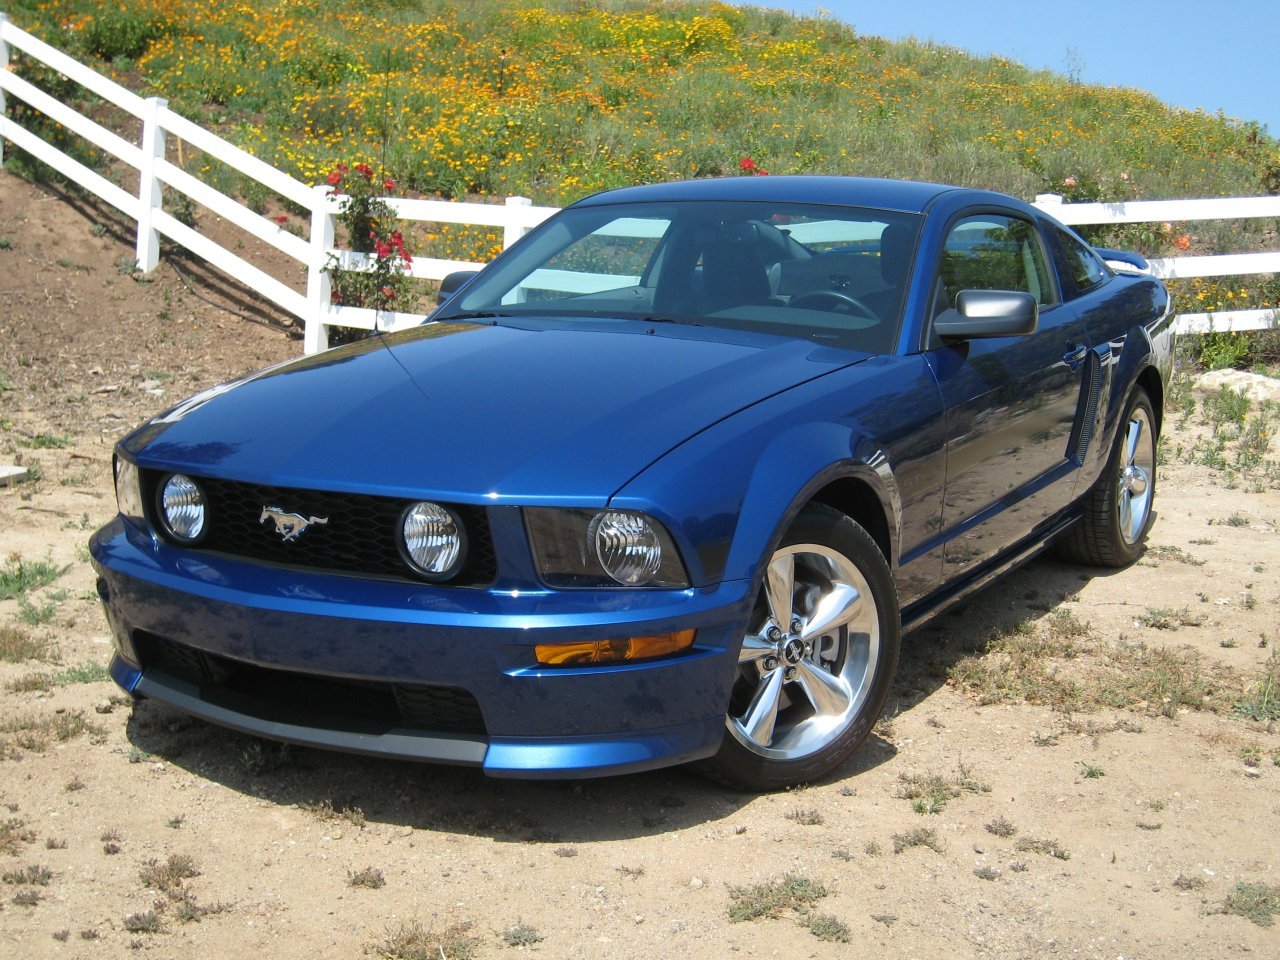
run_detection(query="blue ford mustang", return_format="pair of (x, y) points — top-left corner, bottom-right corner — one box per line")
(91, 176), (1173, 789)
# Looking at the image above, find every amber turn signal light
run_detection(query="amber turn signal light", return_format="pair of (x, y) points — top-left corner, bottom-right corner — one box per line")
(535, 630), (695, 666)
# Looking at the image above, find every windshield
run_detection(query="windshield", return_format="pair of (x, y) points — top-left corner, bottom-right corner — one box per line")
(435, 199), (922, 354)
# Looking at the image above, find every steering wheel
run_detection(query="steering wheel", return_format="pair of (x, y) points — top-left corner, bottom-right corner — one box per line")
(789, 290), (877, 320)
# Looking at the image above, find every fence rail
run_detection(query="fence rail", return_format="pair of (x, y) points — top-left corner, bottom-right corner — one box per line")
(1, 14), (1276, 353)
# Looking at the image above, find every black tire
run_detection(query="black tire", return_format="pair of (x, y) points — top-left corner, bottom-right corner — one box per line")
(699, 503), (900, 791)
(1058, 389), (1157, 567)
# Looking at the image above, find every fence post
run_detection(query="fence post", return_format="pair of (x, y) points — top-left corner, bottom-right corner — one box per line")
(0, 13), (10, 168)
(503, 195), (532, 249)
(136, 96), (167, 272)
(305, 184), (335, 354)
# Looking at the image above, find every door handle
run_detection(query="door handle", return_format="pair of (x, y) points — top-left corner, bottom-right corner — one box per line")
(1063, 344), (1088, 371)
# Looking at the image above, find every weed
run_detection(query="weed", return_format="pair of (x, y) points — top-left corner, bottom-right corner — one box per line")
(1014, 836), (1070, 860)
(3, 864), (53, 885)
(1173, 874), (1206, 891)
(12, 888), (42, 906)
(0, 556), (63, 601)
(172, 891), (230, 923)
(728, 874), (828, 922)
(19, 433), (71, 449)
(53, 930), (70, 941)
(45, 838), (67, 850)
(802, 912), (851, 942)
(786, 807), (824, 826)
(973, 865), (1000, 881)
(892, 827), (943, 854)
(65, 777), (85, 792)
(553, 846), (578, 858)
(985, 815), (1017, 838)
(375, 920), (480, 960)
(1138, 607), (1205, 630)
(79, 929), (100, 940)
(298, 798), (364, 828)
(168, 815), (186, 829)
(1, 710), (97, 754)
(830, 847), (854, 861)
(616, 865), (644, 878)
(502, 920), (544, 946)
(1222, 881), (1280, 927)
(349, 867), (385, 889)
(1240, 745), (1263, 767)
(863, 840), (882, 857)
(1234, 652), (1280, 721)
(0, 626), (49, 663)
(1136, 821), (1162, 830)
(1080, 762), (1105, 779)
(0, 236), (11, 250)
(122, 909), (163, 934)
(140, 854), (200, 894)
(9, 661), (111, 693)
(1144, 545), (1205, 566)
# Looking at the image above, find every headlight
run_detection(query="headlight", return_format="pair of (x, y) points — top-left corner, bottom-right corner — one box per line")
(157, 473), (206, 542)
(113, 456), (145, 521)
(526, 508), (689, 588)
(400, 501), (466, 580)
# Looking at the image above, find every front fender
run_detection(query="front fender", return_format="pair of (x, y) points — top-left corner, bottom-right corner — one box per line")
(610, 354), (943, 592)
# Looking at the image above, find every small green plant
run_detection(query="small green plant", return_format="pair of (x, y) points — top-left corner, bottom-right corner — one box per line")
(2, 864), (53, 886)
(0, 236), (12, 250)
(802, 912), (851, 942)
(985, 815), (1017, 838)
(122, 909), (163, 934)
(1222, 881), (1280, 927)
(140, 854), (200, 894)
(1015, 836), (1070, 860)
(1080, 762), (1105, 779)
(502, 920), (543, 947)
(0, 556), (63, 601)
(375, 920), (480, 960)
(1234, 652), (1280, 721)
(728, 874), (828, 922)
(349, 867), (385, 889)
(1137, 607), (1205, 630)
(0, 626), (49, 663)
(892, 827), (943, 854)
(0, 818), (37, 856)
(786, 807), (824, 826)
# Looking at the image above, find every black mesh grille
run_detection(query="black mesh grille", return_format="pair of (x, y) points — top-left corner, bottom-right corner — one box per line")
(143, 472), (495, 586)
(134, 632), (486, 736)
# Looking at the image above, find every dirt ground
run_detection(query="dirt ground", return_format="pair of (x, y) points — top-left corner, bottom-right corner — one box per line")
(1, 171), (1278, 960)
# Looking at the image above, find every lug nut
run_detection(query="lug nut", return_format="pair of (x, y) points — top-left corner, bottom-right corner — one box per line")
(764, 656), (779, 671)
(784, 666), (797, 681)
(767, 626), (782, 641)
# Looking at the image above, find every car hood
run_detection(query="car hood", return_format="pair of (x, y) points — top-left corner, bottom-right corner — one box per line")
(122, 319), (862, 503)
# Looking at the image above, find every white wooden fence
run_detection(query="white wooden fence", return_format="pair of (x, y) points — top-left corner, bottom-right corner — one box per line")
(1, 14), (1275, 354)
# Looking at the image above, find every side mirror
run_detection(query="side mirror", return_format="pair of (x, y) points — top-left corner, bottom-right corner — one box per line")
(935, 290), (1038, 340)
(436, 270), (480, 306)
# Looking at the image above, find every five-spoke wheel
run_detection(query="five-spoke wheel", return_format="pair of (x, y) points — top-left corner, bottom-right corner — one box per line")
(704, 504), (899, 790)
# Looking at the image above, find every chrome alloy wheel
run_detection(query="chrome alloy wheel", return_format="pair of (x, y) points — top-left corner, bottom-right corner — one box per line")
(728, 543), (881, 760)
(1117, 404), (1155, 546)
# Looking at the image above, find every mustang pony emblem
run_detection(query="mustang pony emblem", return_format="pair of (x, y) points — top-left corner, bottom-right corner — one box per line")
(259, 506), (329, 542)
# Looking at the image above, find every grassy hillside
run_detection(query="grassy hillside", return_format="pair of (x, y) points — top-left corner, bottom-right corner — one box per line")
(4, 0), (1279, 342)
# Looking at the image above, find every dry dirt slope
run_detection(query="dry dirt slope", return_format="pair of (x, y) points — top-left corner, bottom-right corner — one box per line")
(2, 171), (1280, 960)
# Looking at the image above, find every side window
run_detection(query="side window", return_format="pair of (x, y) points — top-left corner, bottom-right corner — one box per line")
(935, 215), (1055, 314)
(1054, 226), (1109, 296)
(505, 216), (670, 304)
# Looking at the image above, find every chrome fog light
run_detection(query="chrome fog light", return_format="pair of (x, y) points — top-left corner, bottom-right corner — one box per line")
(158, 473), (206, 542)
(589, 510), (664, 586)
(400, 501), (465, 579)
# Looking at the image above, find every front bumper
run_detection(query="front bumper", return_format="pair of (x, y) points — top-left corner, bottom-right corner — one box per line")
(91, 519), (751, 778)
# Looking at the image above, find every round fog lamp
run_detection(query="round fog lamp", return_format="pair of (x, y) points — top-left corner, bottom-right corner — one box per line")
(159, 473), (206, 542)
(401, 501), (465, 579)
(590, 511), (663, 586)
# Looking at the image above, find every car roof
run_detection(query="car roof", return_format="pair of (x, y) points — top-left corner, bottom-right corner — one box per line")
(571, 175), (977, 215)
